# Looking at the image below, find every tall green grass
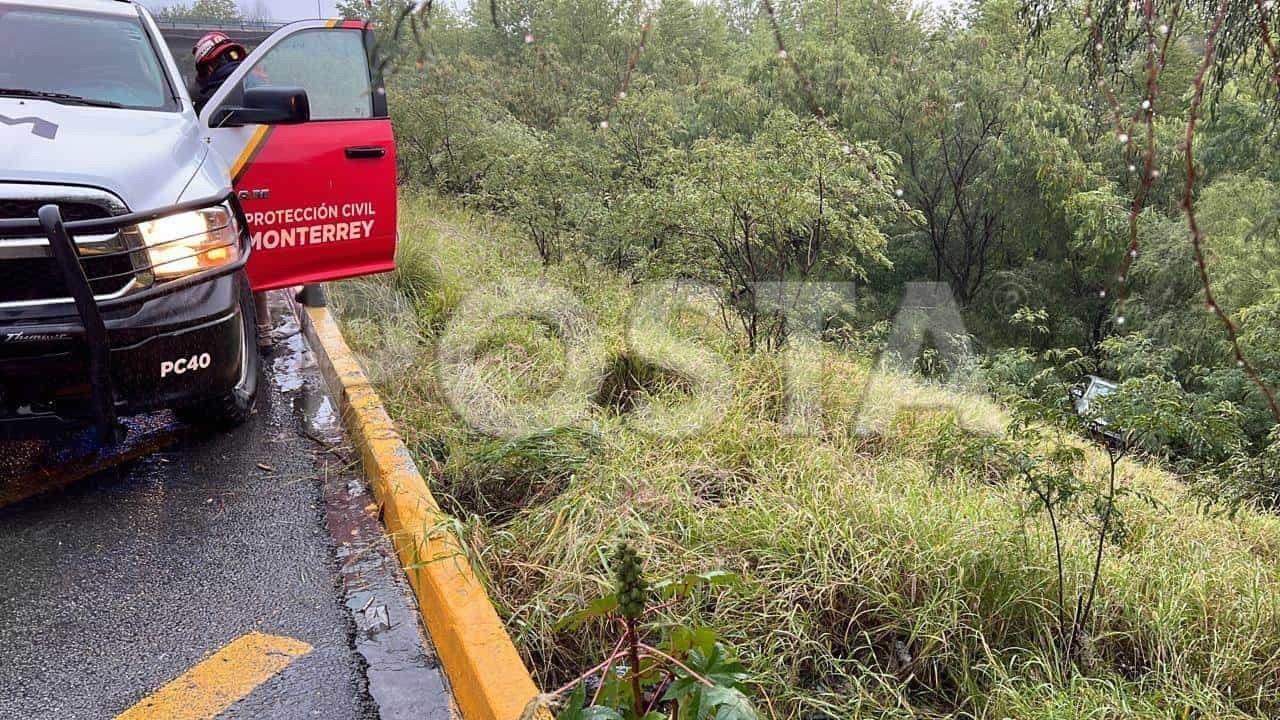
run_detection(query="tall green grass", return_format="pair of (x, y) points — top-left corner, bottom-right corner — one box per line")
(332, 191), (1280, 719)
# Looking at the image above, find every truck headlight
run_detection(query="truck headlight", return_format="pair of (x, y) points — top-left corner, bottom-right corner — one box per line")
(137, 205), (240, 279)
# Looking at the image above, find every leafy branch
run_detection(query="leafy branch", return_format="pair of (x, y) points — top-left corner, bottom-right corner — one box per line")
(1181, 0), (1280, 422)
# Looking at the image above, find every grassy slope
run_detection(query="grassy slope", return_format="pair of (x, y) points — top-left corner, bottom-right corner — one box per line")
(333, 192), (1280, 719)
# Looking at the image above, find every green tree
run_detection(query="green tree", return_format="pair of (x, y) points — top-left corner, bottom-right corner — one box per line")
(681, 111), (912, 349)
(375, 0), (1280, 481)
(336, 0), (411, 25)
(153, 0), (242, 21)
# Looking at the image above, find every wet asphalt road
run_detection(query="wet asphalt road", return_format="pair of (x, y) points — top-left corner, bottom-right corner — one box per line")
(0, 301), (454, 720)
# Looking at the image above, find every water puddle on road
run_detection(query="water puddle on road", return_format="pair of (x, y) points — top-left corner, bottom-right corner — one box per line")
(0, 411), (182, 508)
(271, 299), (457, 720)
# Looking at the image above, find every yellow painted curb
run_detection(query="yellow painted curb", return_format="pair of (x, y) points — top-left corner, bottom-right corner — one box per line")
(301, 304), (548, 720)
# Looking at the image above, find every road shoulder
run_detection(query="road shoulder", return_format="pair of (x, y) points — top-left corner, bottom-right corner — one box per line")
(299, 299), (548, 720)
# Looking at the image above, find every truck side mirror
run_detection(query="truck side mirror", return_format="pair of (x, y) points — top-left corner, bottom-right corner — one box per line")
(212, 87), (310, 127)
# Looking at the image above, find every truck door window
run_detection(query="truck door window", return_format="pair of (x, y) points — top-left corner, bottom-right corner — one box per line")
(239, 29), (372, 121)
(0, 8), (173, 111)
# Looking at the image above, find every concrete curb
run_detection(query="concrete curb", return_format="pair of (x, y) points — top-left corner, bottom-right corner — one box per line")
(300, 304), (546, 720)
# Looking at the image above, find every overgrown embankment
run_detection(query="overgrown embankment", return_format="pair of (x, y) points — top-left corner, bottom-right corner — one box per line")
(333, 192), (1280, 719)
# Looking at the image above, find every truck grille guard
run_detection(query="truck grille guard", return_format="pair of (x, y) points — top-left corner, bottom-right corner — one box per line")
(0, 194), (252, 443)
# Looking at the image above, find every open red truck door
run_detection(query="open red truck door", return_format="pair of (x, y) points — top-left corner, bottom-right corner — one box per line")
(201, 20), (396, 292)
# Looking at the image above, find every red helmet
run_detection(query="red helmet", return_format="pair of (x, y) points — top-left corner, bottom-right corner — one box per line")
(193, 32), (247, 78)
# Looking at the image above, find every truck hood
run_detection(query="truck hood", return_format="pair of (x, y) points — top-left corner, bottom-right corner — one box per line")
(0, 99), (214, 212)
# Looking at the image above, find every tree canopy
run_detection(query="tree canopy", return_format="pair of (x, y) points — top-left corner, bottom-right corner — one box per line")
(358, 0), (1280, 510)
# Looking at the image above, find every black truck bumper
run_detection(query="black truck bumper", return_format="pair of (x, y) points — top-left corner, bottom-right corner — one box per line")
(0, 197), (253, 441)
(0, 275), (250, 434)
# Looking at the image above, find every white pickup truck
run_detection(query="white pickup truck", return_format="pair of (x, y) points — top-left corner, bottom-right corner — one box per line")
(0, 0), (397, 441)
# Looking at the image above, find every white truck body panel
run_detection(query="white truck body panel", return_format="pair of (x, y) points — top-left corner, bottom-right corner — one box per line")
(0, 98), (218, 211)
(0, 0), (228, 210)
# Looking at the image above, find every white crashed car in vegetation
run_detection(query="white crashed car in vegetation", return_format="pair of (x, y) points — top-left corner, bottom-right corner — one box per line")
(1069, 375), (1124, 444)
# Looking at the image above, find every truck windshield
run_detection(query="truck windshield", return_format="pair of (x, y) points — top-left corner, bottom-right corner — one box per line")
(0, 7), (174, 111)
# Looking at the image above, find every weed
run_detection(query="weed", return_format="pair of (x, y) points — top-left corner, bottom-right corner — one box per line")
(523, 541), (757, 720)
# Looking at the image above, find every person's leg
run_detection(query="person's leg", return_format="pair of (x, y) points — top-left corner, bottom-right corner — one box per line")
(253, 291), (273, 350)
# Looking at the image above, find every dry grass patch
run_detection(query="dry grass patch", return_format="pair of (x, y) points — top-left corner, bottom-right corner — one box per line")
(332, 193), (1280, 719)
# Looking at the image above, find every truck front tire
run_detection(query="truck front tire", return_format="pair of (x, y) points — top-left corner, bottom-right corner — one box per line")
(174, 280), (260, 429)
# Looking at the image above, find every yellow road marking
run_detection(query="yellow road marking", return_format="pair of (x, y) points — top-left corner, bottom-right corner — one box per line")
(115, 632), (312, 720)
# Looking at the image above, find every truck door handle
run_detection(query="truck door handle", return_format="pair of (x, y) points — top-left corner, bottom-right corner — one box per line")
(345, 146), (386, 159)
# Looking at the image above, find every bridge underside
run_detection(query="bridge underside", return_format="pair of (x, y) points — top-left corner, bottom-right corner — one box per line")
(153, 21), (286, 87)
